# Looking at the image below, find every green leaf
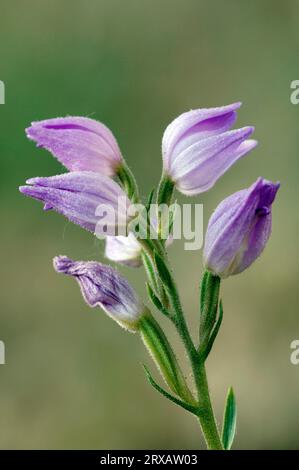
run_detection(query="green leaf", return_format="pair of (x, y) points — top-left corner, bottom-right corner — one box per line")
(143, 365), (198, 415)
(146, 283), (171, 319)
(222, 387), (237, 450)
(156, 175), (175, 207)
(142, 251), (159, 293)
(199, 271), (220, 344)
(139, 314), (194, 403)
(199, 300), (223, 362)
(200, 271), (209, 313)
(167, 200), (177, 235)
(154, 252), (173, 290)
(139, 314), (182, 395)
(116, 162), (139, 202)
(145, 188), (155, 212)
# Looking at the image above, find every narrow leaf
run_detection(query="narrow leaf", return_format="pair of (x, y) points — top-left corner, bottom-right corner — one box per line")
(157, 176), (175, 207)
(222, 387), (237, 450)
(146, 283), (171, 318)
(145, 188), (155, 212)
(167, 200), (177, 235)
(143, 365), (198, 415)
(199, 271), (220, 344)
(154, 252), (173, 290)
(142, 251), (159, 293)
(199, 300), (223, 361)
(200, 271), (209, 313)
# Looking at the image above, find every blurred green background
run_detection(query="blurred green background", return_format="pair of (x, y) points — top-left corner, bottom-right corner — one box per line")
(0, 0), (298, 450)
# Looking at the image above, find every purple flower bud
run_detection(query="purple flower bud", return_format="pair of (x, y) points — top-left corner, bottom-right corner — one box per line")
(19, 171), (132, 234)
(53, 256), (145, 331)
(203, 177), (280, 278)
(162, 103), (257, 196)
(26, 116), (123, 176)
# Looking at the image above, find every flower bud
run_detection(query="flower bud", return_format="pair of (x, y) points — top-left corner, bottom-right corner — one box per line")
(203, 177), (280, 278)
(53, 256), (145, 331)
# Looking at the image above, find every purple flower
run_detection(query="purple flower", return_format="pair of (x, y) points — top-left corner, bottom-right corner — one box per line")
(53, 256), (145, 331)
(162, 102), (257, 195)
(203, 177), (280, 278)
(19, 171), (132, 235)
(26, 116), (123, 176)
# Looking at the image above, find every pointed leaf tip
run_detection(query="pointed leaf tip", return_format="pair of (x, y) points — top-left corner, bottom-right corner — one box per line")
(154, 252), (173, 289)
(142, 364), (198, 415)
(222, 386), (237, 450)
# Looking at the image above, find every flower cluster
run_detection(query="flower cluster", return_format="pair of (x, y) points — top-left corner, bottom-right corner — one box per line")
(20, 104), (263, 273)
(20, 103), (279, 450)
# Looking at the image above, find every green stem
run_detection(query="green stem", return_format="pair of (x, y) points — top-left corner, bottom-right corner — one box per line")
(195, 365), (223, 450)
(167, 279), (197, 360)
(140, 220), (223, 449)
(165, 276), (223, 450)
(167, 279), (223, 449)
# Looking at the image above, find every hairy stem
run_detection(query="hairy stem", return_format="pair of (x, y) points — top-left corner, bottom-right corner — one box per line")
(142, 239), (223, 450)
(162, 271), (223, 449)
(195, 365), (223, 450)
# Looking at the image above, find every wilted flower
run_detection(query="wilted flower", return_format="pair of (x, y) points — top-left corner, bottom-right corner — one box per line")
(19, 171), (133, 235)
(53, 255), (145, 331)
(203, 177), (280, 278)
(162, 102), (257, 196)
(26, 116), (123, 176)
